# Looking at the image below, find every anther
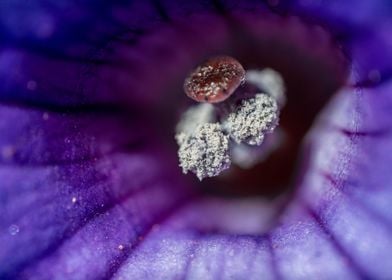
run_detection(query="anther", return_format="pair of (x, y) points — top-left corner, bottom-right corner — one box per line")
(245, 69), (286, 107)
(177, 123), (231, 180)
(223, 94), (279, 145)
(183, 56), (245, 103)
(175, 103), (215, 145)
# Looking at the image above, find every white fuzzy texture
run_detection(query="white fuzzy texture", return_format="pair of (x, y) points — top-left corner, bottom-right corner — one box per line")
(177, 123), (230, 180)
(223, 94), (279, 145)
(246, 69), (286, 107)
(175, 104), (215, 145)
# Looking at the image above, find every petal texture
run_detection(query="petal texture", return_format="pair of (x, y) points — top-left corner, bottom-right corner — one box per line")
(0, 1), (392, 280)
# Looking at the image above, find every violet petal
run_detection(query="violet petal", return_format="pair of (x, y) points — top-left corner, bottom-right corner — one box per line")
(1, 1), (392, 279)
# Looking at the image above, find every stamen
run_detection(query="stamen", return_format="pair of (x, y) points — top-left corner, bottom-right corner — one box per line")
(231, 128), (285, 169)
(175, 103), (215, 144)
(177, 123), (230, 180)
(223, 94), (279, 145)
(245, 69), (286, 107)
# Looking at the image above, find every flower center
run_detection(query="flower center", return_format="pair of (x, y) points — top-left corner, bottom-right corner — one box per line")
(176, 59), (282, 180)
(170, 15), (348, 198)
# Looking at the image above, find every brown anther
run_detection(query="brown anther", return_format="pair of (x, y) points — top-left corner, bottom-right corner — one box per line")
(184, 56), (245, 103)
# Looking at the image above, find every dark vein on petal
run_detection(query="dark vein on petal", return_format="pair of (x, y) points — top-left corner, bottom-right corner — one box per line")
(321, 171), (392, 232)
(304, 204), (371, 279)
(246, 236), (266, 276)
(265, 234), (281, 280)
(3, 19), (143, 64)
(261, 0), (290, 16)
(338, 127), (392, 138)
(1, 148), (146, 224)
(7, 183), (166, 279)
(2, 42), (110, 65)
(179, 233), (201, 280)
(151, 0), (171, 22)
(321, 120), (392, 139)
(0, 28), (150, 114)
(104, 195), (198, 280)
(0, 139), (145, 167)
(215, 239), (226, 280)
(1, 27), (146, 110)
(211, 0), (227, 15)
(0, 99), (128, 115)
(113, 28), (147, 46)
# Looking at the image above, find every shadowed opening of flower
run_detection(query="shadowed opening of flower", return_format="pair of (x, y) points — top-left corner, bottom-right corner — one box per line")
(165, 15), (348, 199)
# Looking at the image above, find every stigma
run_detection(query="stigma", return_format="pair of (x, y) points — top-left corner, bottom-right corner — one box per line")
(177, 57), (285, 180)
(183, 56), (245, 103)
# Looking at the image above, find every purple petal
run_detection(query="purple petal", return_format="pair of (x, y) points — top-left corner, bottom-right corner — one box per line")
(288, 0), (392, 31)
(1, 1), (392, 279)
(1, 140), (194, 278)
(298, 78), (392, 277)
(289, 0), (392, 85)
(0, 105), (145, 165)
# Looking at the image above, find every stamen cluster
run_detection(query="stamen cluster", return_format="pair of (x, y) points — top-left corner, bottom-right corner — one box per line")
(177, 57), (284, 180)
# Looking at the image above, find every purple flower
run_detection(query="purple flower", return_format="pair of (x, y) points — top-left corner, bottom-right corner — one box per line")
(1, 0), (392, 279)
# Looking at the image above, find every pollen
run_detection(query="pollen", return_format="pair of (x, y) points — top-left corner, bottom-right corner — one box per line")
(175, 103), (215, 144)
(183, 56), (245, 103)
(177, 123), (230, 180)
(223, 94), (279, 145)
